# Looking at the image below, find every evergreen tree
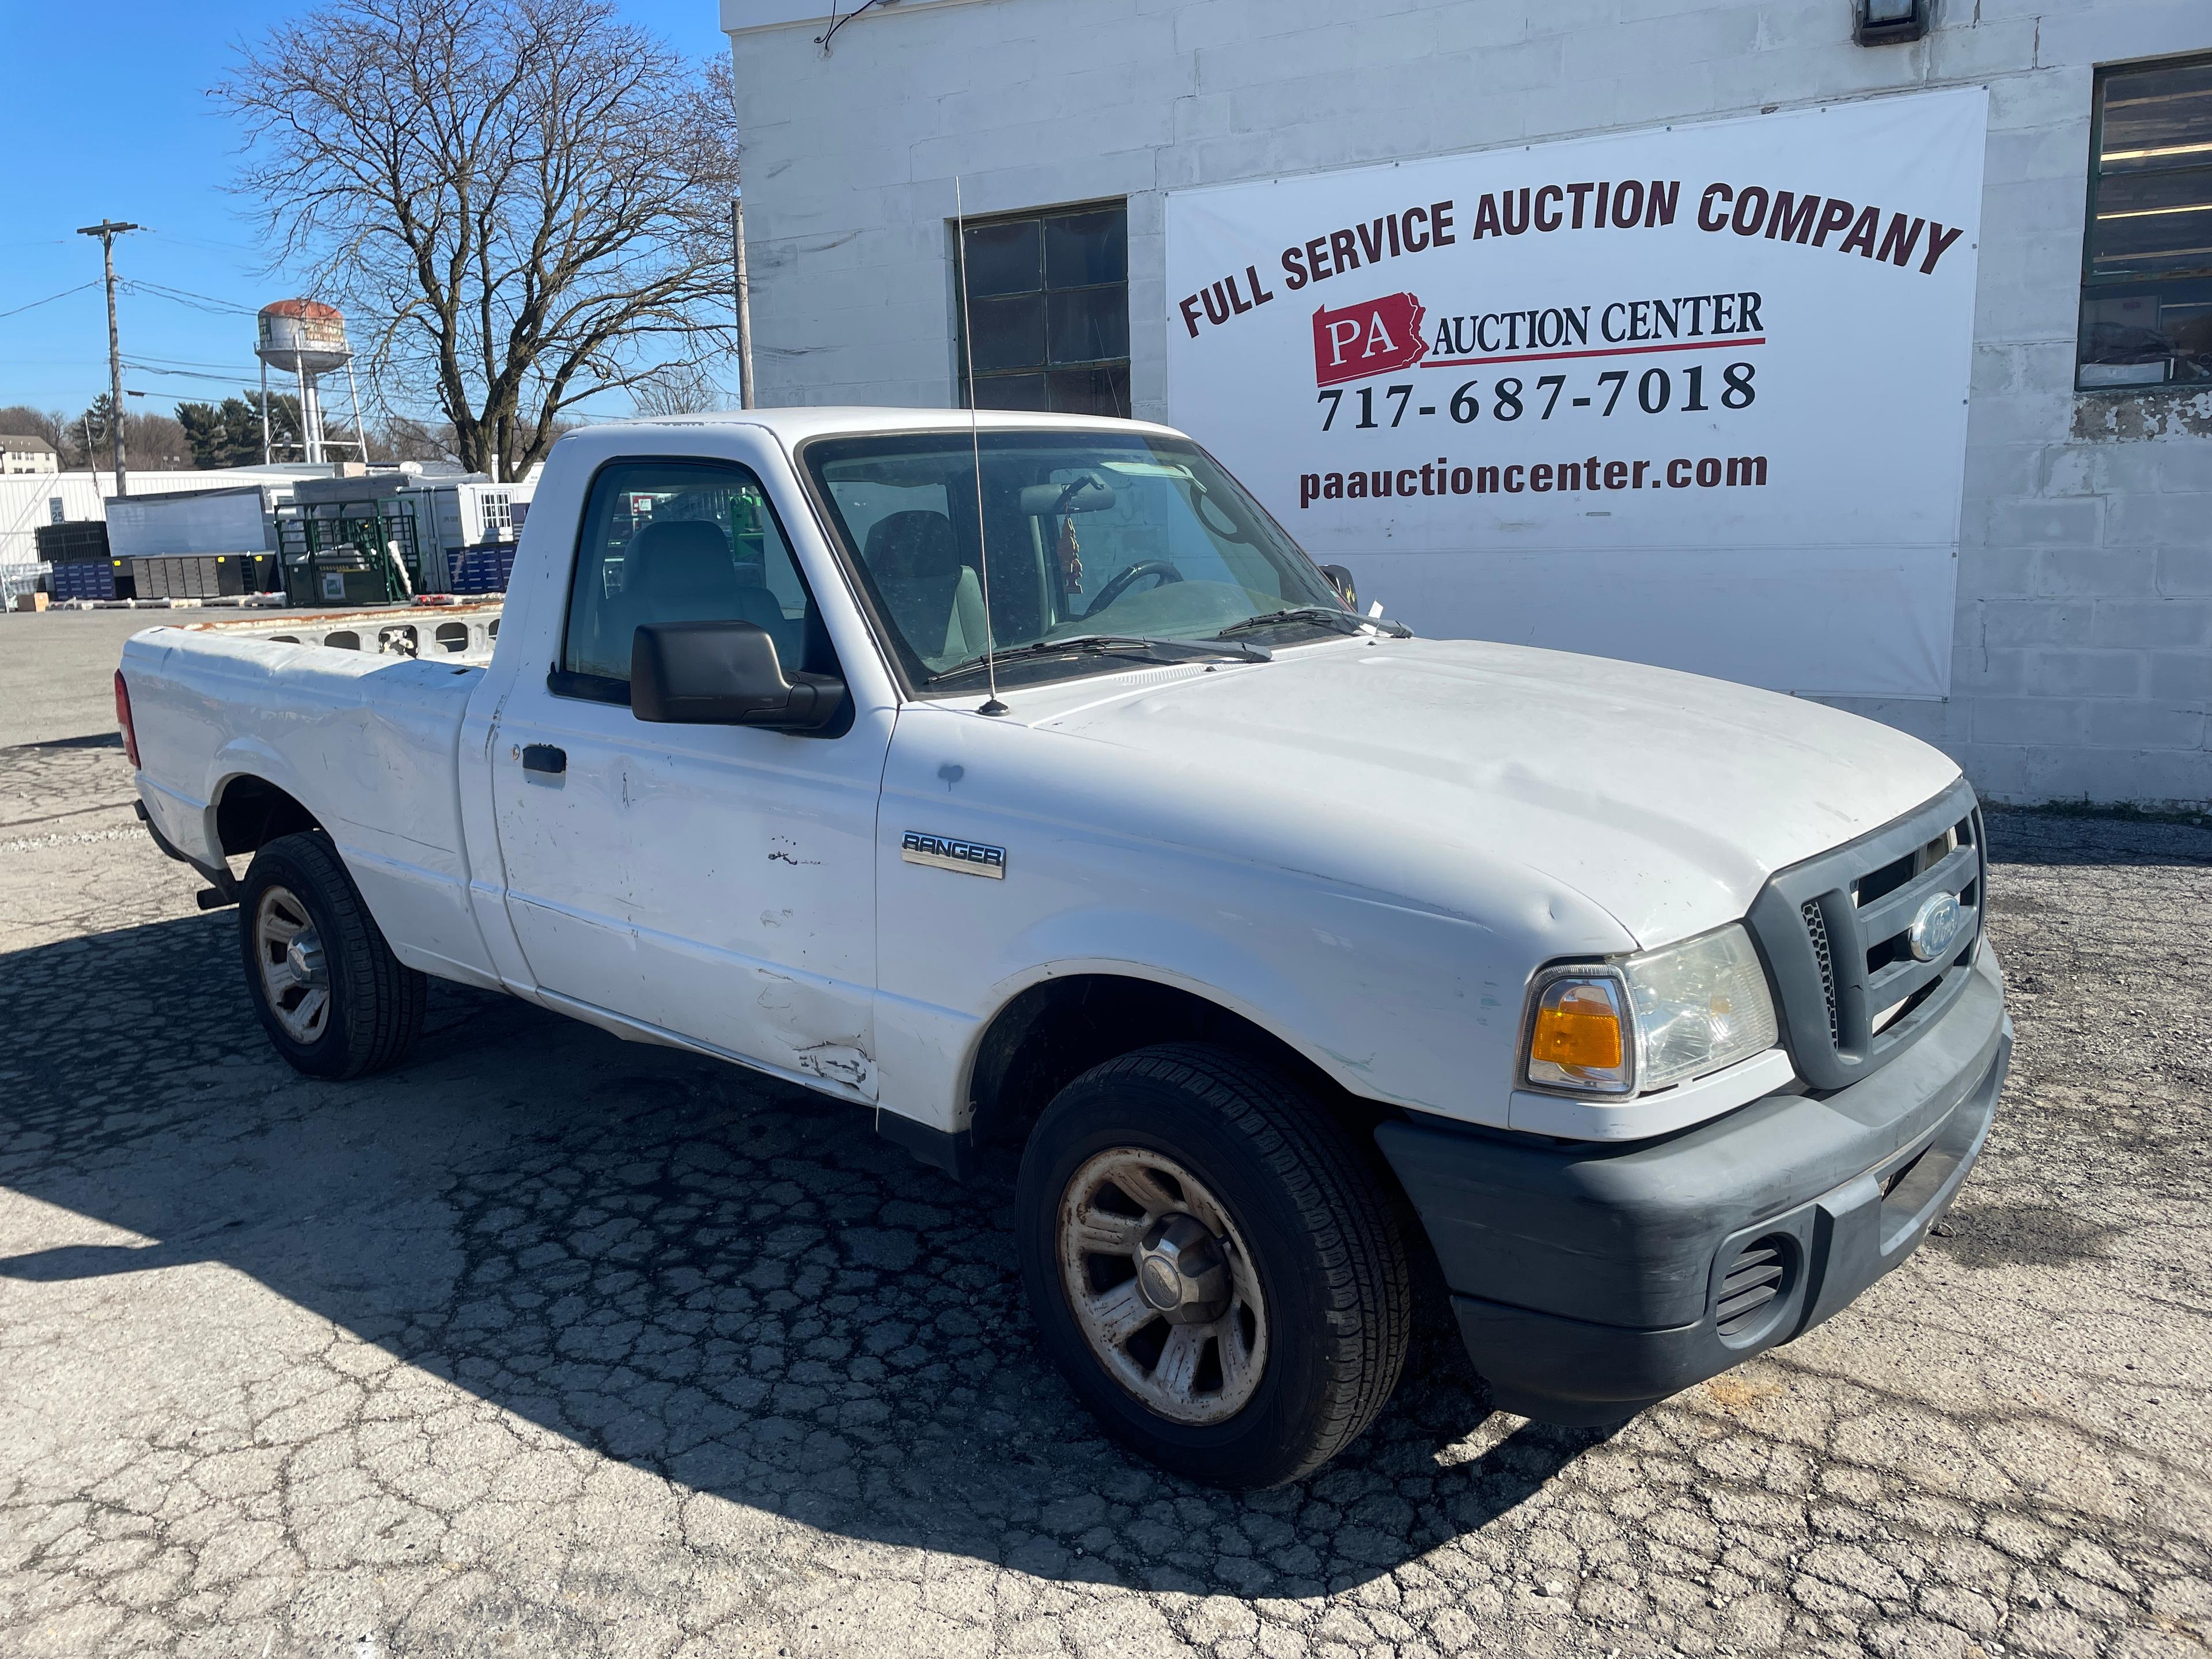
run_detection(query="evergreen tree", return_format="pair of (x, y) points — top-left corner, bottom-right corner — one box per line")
(175, 394), (301, 468)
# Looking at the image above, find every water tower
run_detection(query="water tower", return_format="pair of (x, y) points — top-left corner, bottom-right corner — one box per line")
(256, 300), (366, 467)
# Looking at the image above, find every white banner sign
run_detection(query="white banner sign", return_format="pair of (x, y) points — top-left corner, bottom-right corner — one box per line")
(1166, 88), (1987, 698)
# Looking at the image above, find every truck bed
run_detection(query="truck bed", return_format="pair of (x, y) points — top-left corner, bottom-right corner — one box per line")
(123, 607), (503, 986)
(181, 600), (505, 663)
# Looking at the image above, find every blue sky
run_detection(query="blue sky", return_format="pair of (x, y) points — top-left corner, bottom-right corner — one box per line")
(0, 0), (731, 425)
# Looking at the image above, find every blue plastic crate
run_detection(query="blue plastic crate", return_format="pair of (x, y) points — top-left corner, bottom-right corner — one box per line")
(446, 544), (517, 595)
(50, 561), (117, 601)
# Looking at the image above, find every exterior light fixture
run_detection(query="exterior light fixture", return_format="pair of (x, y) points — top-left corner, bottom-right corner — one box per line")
(1856, 0), (1929, 44)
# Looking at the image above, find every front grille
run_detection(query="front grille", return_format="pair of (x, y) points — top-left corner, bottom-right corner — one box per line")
(1748, 779), (1984, 1092)
(1802, 899), (1839, 1044)
(1716, 1236), (1791, 1335)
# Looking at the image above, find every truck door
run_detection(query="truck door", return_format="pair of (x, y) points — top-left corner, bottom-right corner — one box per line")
(487, 456), (886, 1099)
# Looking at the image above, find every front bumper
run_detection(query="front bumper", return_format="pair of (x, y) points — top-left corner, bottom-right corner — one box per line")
(1375, 945), (2009, 1425)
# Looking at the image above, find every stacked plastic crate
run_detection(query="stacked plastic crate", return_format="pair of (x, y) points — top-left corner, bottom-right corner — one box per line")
(48, 561), (117, 601)
(446, 544), (518, 595)
(35, 521), (116, 601)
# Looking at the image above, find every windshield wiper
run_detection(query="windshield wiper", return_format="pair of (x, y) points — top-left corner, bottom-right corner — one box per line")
(930, 634), (1272, 685)
(1214, 606), (1411, 640)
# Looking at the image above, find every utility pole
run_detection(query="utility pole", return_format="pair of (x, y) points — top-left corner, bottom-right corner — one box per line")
(76, 219), (140, 497)
(732, 195), (755, 410)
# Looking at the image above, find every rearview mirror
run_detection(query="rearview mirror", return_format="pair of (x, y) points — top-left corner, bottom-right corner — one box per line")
(1320, 564), (1357, 609)
(1017, 475), (1118, 516)
(631, 620), (845, 733)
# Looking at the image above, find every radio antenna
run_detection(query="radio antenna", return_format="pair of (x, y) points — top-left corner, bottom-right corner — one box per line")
(955, 176), (1007, 717)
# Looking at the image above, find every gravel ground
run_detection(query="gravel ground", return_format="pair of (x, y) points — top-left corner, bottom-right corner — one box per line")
(0, 637), (2208, 1657)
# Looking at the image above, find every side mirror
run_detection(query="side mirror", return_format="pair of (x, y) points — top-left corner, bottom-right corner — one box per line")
(631, 620), (846, 733)
(1320, 564), (1357, 609)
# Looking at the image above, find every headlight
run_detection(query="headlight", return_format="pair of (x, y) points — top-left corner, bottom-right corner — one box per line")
(1522, 923), (1778, 1097)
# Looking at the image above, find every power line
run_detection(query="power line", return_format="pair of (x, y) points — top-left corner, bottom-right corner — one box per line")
(127, 350), (270, 373)
(0, 355), (263, 372)
(124, 278), (259, 316)
(137, 230), (264, 256)
(816, 0), (891, 54)
(0, 281), (100, 320)
(123, 363), (266, 385)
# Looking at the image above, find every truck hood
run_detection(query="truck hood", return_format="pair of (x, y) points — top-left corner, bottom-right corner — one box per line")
(1025, 637), (1963, 947)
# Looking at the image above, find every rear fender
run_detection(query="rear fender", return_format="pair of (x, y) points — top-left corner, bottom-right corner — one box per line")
(204, 737), (317, 858)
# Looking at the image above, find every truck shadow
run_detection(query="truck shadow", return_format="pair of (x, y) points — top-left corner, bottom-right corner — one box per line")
(0, 911), (1614, 1595)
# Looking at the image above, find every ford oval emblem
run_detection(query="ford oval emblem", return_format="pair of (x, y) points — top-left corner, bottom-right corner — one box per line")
(1908, 891), (1964, 962)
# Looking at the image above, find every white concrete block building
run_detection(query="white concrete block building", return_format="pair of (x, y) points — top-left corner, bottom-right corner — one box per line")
(720, 0), (2212, 808)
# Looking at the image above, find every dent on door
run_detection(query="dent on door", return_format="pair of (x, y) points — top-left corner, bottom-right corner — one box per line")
(500, 730), (881, 1100)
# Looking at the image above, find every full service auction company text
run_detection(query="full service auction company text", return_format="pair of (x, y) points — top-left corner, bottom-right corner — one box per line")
(1180, 173), (1965, 512)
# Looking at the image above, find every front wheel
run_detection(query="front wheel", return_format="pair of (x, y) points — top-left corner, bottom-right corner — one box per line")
(1015, 1044), (1411, 1488)
(237, 832), (426, 1080)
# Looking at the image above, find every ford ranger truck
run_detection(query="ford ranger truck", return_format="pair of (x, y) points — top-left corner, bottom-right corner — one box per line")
(118, 408), (2010, 1489)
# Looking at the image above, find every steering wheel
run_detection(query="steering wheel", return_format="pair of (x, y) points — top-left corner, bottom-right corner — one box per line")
(1087, 559), (1183, 612)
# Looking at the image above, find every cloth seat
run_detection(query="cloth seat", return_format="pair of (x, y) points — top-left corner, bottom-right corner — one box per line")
(623, 519), (798, 664)
(863, 510), (987, 669)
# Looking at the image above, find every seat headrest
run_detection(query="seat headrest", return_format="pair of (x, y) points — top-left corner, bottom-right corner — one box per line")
(865, 511), (960, 581)
(628, 520), (736, 605)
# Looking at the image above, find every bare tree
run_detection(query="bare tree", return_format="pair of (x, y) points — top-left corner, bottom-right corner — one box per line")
(630, 362), (724, 417)
(378, 414), (455, 468)
(127, 410), (198, 472)
(218, 0), (742, 482)
(0, 406), (56, 444)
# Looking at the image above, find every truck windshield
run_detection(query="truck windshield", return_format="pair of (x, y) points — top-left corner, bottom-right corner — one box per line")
(801, 430), (1350, 694)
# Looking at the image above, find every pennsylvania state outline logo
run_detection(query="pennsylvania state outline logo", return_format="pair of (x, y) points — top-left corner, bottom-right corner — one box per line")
(1312, 293), (1429, 387)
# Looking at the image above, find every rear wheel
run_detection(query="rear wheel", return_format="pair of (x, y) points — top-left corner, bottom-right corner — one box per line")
(1016, 1043), (1411, 1488)
(237, 832), (426, 1080)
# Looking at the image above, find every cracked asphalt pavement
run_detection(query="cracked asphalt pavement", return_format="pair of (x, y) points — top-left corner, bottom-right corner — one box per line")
(1, 616), (2209, 1657)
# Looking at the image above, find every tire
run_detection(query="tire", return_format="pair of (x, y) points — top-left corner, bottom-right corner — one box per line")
(1015, 1043), (1411, 1488)
(236, 831), (426, 1080)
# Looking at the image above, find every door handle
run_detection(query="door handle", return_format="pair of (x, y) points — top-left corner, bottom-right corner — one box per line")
(521, 744), (567, 775)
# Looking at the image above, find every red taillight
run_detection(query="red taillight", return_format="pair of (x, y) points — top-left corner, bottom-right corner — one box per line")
(114, 669), (140, 768)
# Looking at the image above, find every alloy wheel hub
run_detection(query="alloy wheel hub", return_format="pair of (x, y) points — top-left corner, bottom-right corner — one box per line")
(285, 930), (327, 987)
(1134, 1212), (1232, 1324)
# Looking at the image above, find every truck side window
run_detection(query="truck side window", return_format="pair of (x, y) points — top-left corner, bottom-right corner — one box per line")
(554, 460), (835, 700)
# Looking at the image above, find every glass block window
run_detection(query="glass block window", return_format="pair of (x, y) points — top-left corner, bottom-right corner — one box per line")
(957, 202), (1130, 416)
(2078, 54), (2212, 390)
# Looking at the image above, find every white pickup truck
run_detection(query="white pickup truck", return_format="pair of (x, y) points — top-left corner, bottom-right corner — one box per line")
(119, 408), (2010, 1488)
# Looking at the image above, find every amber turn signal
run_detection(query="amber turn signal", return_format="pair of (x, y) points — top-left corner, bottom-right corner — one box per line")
(1525, 973), (1630, 1092)
(1532, 983), (1623, 1067)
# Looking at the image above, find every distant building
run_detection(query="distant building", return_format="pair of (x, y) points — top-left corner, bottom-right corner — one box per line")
(0, 436), (58, 476)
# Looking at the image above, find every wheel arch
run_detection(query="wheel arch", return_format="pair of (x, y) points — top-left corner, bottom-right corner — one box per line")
(213, 771), (326, 859)
(964, 970), (1404, 1160)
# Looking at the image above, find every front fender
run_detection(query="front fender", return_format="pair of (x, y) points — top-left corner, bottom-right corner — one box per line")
(869, 877), (1528, 1147)
(972, 906), (1374, 1099)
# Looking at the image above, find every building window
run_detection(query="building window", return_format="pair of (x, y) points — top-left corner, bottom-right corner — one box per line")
(2078, 54), (2212, 389)
(957, 202), (1130, 416)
